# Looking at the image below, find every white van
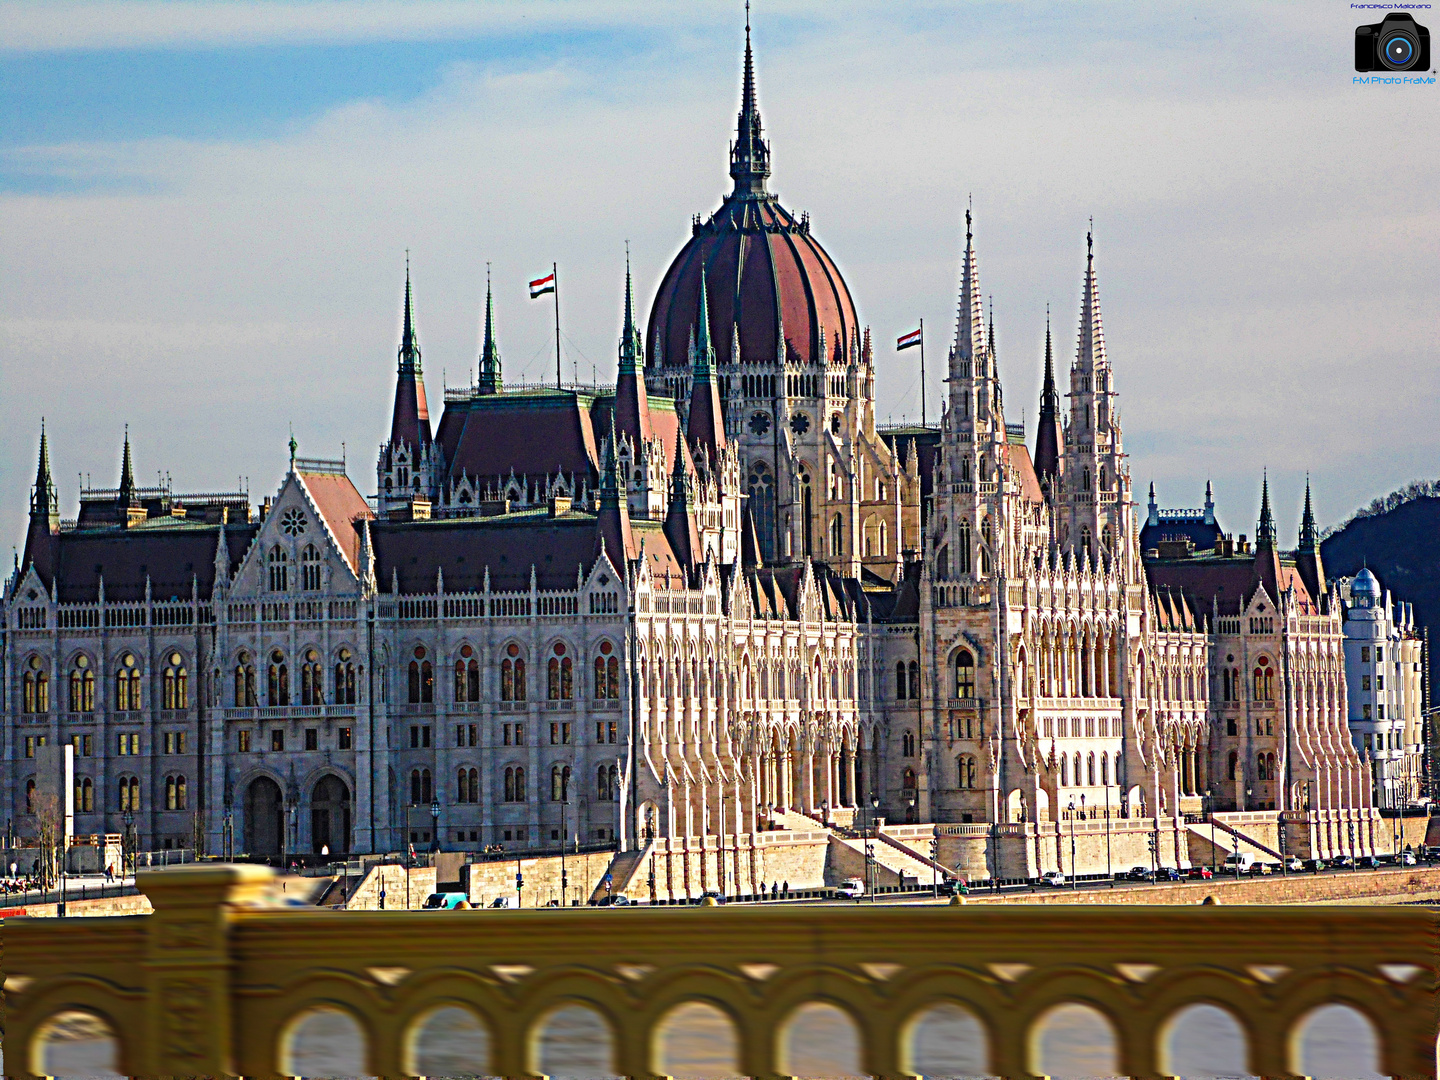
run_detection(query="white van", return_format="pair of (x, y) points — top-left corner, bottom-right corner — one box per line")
(488, 895), (517, 909)
(1223, 852), (1256, 873)
(835, 878), (865, 899)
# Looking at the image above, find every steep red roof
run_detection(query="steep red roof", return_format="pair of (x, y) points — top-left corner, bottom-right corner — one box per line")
(46, 523), (258, 603)
(299, 469), (374, 573)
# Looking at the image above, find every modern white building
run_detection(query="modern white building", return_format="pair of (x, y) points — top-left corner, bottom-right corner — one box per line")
(1340, 568), (1426, 808)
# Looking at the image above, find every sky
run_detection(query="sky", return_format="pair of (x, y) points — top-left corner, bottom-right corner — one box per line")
(2, 0), (1437, 557)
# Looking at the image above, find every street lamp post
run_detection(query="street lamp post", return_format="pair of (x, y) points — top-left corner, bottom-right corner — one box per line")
(1206, 789), (1216, 875)
(866, 793), (879, 902)
(1067, 798), (1077, 888)
(122, 810), (135, 877)
(906, 794), (917, 892)
(223, 806), (233, 863)
(430, 799), (441, 855)
(1232, 831), (1241, 881)
(560, 795), (569, 908)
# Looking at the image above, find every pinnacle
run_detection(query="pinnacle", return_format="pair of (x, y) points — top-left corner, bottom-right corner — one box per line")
(399, 260), (422, 376)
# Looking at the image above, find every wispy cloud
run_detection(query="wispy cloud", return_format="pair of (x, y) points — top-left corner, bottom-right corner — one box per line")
(1, 1), (1436, 554)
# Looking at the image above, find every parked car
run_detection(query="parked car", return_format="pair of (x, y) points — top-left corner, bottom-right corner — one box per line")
(1126, 866), (1155, 882)
(422, 891), (468, 910)
(1303, 858), (1328, 872)
(1161, 867), (1182, 882)
(594, 893), (631, 907)
(835, 878), (865, 900)
(488, 895), (517, 909)
(1400, 851), (1418, 866)
(1361, 855), (1381, 870)
(1248, 862), (1273, 876)
(698, 890), (727, 905)
(936, 877), (968, 897)
(1332, 855), (1355, 869)
(1187, 866), (1213, 880)
(1039, 869), (1066, 887)
(1223, 852), (1257, 874)
(1285, 857), (1304, 872)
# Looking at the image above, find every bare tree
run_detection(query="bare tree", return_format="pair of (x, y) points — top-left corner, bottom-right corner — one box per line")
(31, 791), (62, 890)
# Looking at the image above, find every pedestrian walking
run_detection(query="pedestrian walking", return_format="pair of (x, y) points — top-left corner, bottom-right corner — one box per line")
(782, 880), (789, 899)
(758, 879), (766, 900)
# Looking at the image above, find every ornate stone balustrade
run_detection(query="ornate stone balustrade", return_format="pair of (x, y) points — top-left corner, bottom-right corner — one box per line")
(1, 865), (1434, 1078)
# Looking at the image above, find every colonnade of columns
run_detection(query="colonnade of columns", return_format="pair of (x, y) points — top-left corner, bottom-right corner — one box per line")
(751, 725), (861, 820)
(1034, 626), (1122, 699)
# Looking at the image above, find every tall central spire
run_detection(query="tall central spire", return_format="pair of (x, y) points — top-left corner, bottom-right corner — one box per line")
(729, 3), (771, 198)
(119, 426), (138, 508)
(1076, 225), (1107, 373)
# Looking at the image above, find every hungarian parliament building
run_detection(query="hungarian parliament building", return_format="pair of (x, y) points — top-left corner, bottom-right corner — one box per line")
(1, 26), (1390, 884)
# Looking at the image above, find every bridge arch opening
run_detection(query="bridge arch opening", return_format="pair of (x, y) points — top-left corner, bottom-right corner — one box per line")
(1160, 1002), (1252, 1078)
(31, 1009), (123, 1078)
(532, 1001), (618, 1080)
(778, 1000), (864, 1079)
(404, 1004), (491, 1076)
(903, 1000), (993, 1078)
(652, 999), (741, 1079)
(1291, 1003), (1385, 1079)
(1029, 1001), (1119, 1079)
(281, 1006), (368, 1078)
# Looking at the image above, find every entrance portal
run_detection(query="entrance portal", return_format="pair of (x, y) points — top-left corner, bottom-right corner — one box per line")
(245, 776), (284, 856)
(311, 775), (351, 855)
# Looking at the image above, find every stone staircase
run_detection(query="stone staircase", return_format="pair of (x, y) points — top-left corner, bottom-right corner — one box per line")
(589, 842), (652, 903)
(1186, 820), (1281, 867)
(827, 833), (935, 888)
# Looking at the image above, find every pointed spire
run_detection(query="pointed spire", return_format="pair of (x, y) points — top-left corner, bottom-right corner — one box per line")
(691, 263), (716, 375)
(1076, 220), (1107, 372)
(1204, 479), (1215, 525)
(952, 206), (985, 366)
(399, 254), (422, 376)
(729, 2), (771, 197)
(31, 420), (57, 518)
(618, 246), (644, 375)
(1299, 474), (1318, 552)
(119, 425), (138, 507)
(478, 264), (503, 394)
(1034, 308), (1062, 486)
(1257, 470), (1277, 546)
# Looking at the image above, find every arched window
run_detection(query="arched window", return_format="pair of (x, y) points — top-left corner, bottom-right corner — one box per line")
(593, 641), (621, 700)
(979, 518), (993, 573)
(457, 767), (478, 803)
(1059, 755), (1069, 786)
(1253, 656), (1274, 702)
(799, 468), (814, 555)
(68, 656), (95, 713)
(548, 643), (573, 700)
(1256, 753), (1269, 781)
(954, 649), (976, 699)
(1222, 668), (1231, 702)
(504, 766), (526, 802)
(501, 643), (525, 702)
(1228, 751), (1239, 781)
(23, 656), (49, 714)
(334, 648), (356, 705)
(25, 778), (36, 813)
(408, 647), (433, 704)
(956, 754), (977, 789)
(829, 513), (843, 558)
(597, 764), (618, 801)
(1100, 752), (1109, 786)
(118, 775), (140, 812)
(235, 652), (257, 707)
(165, 774), (188, 811)
(162, 653), (188, 710)
(958, 519), (972, 574)
(746, 461), (776, 562)
(1087, 752), (1096, 786)
(1074, 752), (1083, 788)
(896, 661), (907, 701)
(301, 544), (322, 591)
(410, 768), (433, 805)
(902, 730), (916, 757)
(268, 650), (289, 706)
(908, 661), (920, 700)
(299, 649), (323, 706)
(454, 645), (480, 703)
(267, 544), (288, 591)
(115, 654), (141, 712)
(76, 776), (94, 813)
(551, 764), (572, 802)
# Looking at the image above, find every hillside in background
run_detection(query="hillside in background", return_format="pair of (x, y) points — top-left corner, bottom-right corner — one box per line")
(1320, 495), (1440, 647)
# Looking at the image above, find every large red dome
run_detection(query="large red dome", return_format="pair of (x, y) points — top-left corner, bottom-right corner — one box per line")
(646, 30), (861, 375)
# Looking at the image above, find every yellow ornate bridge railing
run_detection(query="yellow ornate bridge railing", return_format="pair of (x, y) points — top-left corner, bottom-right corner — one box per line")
(1, 865), (1435, 1079)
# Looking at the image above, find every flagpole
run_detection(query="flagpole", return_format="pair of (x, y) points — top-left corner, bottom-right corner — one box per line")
(919, 318), (926, 428)
(553, 261), (562, 389)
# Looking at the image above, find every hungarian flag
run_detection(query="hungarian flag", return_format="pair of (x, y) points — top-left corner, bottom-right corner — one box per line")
(529, 272), (556, 299)
(897, 327), (923, 351)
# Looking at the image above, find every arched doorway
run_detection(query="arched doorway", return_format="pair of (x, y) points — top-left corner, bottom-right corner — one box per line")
(311, 775), (351, 855)
(245, 776), (284, 856)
